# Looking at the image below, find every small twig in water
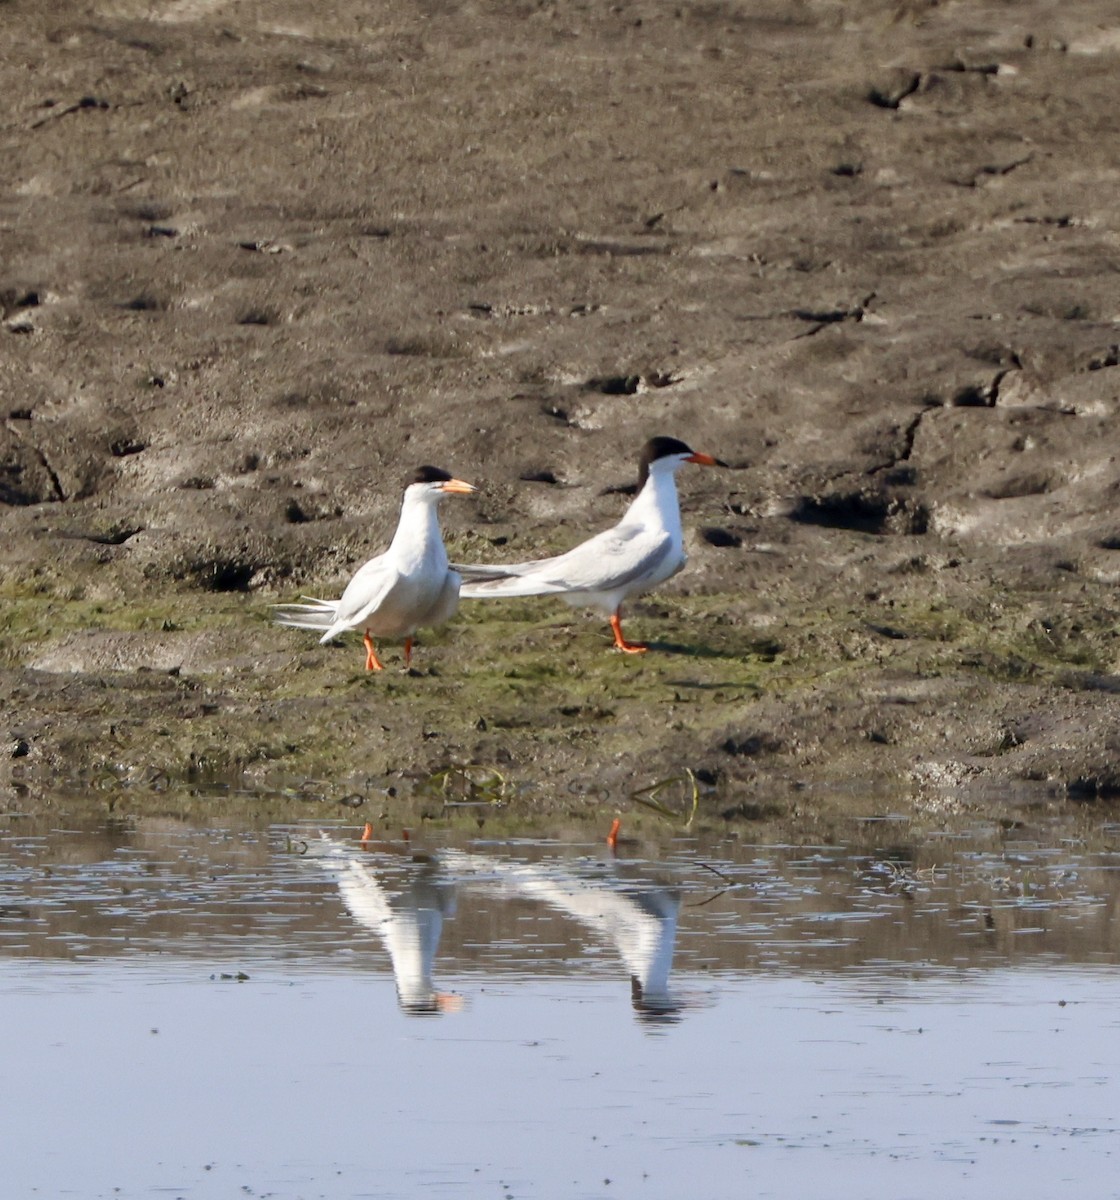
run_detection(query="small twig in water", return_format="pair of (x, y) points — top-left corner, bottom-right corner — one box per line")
(629, 768), (700, 828)
(422, 764), (510, 806)
(696, 860), (733, 884)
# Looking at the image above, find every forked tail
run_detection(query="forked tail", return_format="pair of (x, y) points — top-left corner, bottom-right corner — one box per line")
(272, 597), (340, 634)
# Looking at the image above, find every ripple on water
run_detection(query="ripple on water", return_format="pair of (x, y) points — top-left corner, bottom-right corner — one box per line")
(1, 815), (1119, 1197)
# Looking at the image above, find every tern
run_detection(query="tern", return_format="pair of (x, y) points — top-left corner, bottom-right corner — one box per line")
(453, 436), (726, 652)
(274, 466), (475, 670)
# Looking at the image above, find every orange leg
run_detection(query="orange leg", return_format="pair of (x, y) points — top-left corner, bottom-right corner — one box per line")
(606, 817), (621, 852)
(363, 631), (384, 672)
(404, 637), (413, 669)
(610, 612), (647, 654)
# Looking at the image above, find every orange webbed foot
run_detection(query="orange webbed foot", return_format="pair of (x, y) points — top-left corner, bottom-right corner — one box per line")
(617, 641), (648, 654)
(610, 614), (648, 654)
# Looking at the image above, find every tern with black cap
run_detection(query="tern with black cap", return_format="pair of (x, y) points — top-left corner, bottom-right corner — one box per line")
(454, 437), (727, 653)
(274, 466), (476, 670)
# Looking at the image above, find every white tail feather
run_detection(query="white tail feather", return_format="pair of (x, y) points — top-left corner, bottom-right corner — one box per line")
(272, 597), (340, 632)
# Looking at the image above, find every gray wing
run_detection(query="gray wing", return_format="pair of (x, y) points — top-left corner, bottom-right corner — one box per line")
(456, 525), (675, 597)
(553, 526), (675, 592)
(332, 553), (400, 628)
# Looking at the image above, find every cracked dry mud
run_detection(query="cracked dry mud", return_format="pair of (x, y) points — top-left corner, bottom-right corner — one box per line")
(2, 0), (1120, 834)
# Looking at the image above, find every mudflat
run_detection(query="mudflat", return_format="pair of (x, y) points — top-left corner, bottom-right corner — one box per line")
(3, 0), (1119, 834)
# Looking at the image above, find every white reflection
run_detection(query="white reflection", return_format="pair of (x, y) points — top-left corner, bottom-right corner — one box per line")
(444, 850), (685, 1024)
(315, 835), (686, 1023)
(316, 836), (462, 1016)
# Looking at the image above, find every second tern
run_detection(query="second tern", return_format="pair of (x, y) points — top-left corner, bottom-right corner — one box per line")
(453, 436), (726, 652)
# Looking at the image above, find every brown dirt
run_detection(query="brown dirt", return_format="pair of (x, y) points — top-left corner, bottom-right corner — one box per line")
(3, 0), (1120, 834)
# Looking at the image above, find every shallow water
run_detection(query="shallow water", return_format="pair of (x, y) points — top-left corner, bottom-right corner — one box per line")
(2, 816), (1119, 1198)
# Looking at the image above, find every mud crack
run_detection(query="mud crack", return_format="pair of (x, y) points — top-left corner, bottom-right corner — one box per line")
(867, 73), (922, 110)
(34, 448), (66, 502)
(950, 369), (1013, 407)
(790, 294), (875, 338)
(29, 95), (111, 131)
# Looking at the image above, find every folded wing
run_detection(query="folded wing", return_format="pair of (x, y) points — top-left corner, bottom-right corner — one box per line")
(454, 524), (673, 599)
(273, 554), (399, 642)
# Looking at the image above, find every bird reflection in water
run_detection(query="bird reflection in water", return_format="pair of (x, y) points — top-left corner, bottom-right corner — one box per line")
(315, 832), (688, 1024)
(317, 834), (463, 1016)
(446, 850), (685, 1025)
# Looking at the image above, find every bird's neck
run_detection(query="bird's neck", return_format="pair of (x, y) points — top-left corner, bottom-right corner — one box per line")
(625, 468), (681, 538)
(389, 497), (447, 567)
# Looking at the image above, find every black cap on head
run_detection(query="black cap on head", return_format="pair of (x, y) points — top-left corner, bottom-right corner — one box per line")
(410, 465), (454, 486)
(637, 436), (695, 489)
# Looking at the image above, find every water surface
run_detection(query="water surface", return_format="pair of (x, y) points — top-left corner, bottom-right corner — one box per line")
(2, 816), (1118, 1198)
